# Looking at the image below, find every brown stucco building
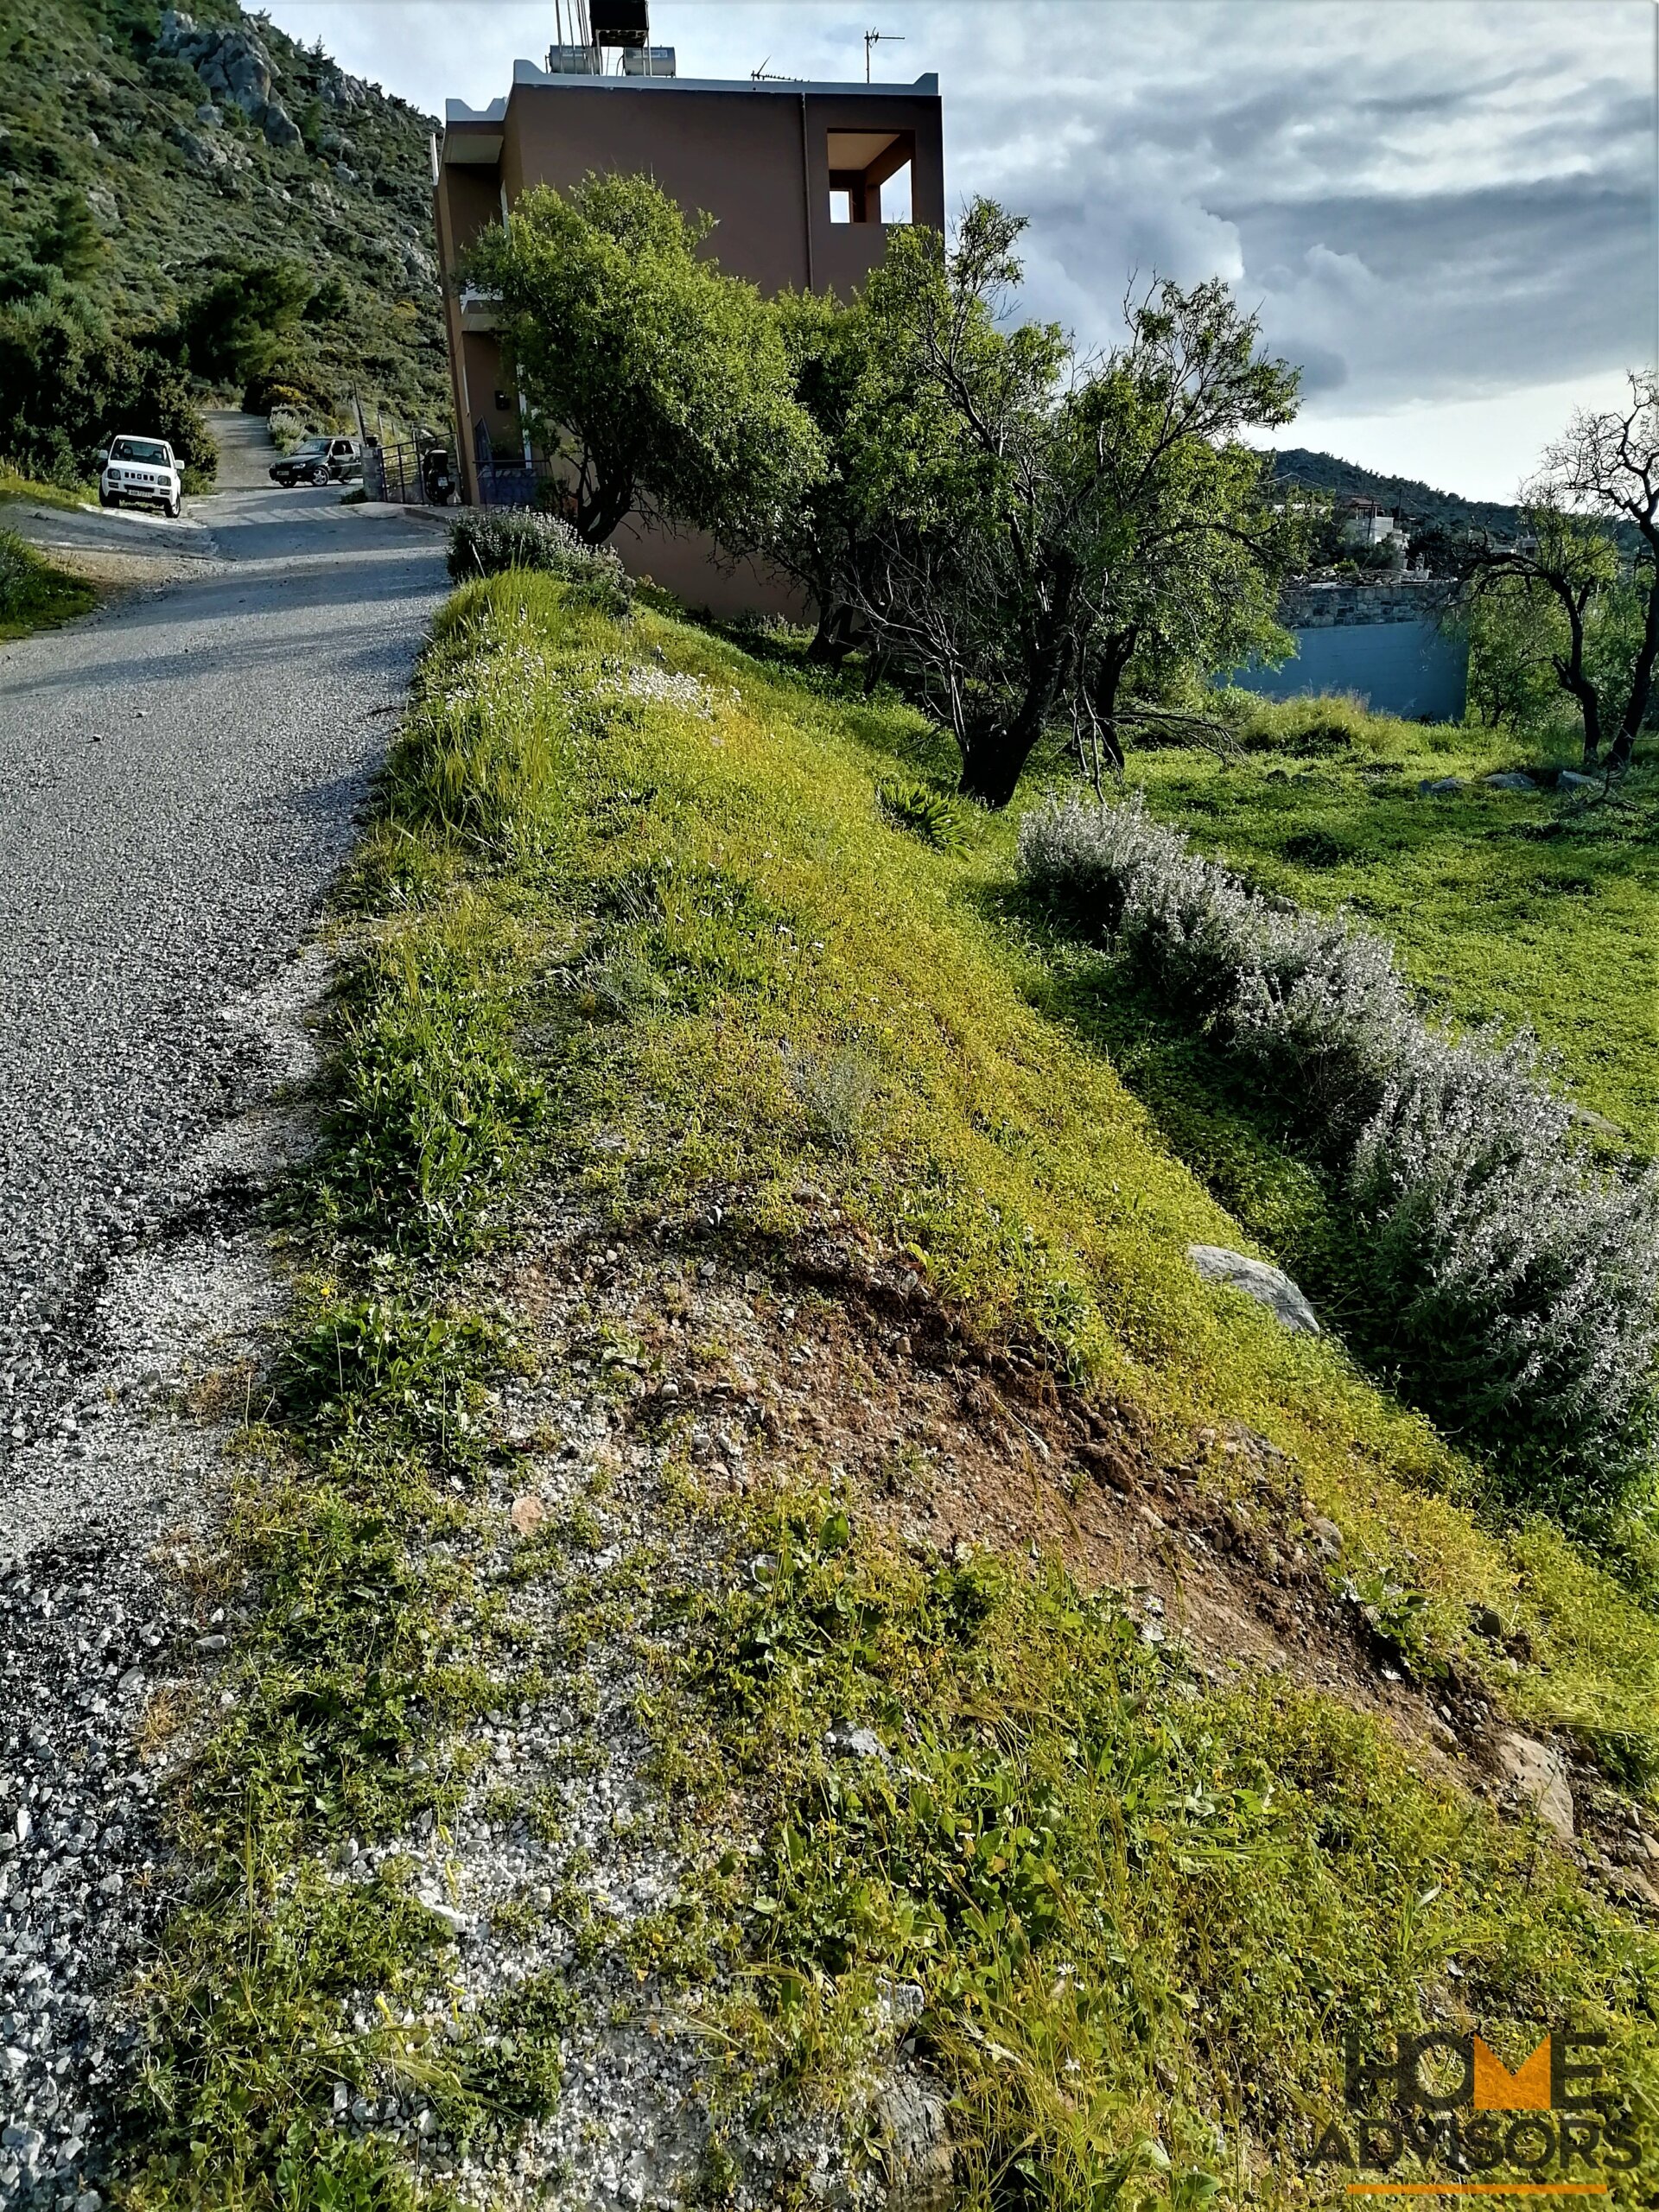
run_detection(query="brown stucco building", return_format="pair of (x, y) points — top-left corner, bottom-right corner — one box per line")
(431, 52), (944, 613)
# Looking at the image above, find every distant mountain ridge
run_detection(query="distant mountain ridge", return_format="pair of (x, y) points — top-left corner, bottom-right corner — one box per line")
(1269, 447), (1526, 540)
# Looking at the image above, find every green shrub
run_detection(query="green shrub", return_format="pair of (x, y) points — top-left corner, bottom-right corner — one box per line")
(0, 527), (33, 617)
(877, 776), (966, 849)
(445, 507), (631, 613)
(0, 298), (217, 485)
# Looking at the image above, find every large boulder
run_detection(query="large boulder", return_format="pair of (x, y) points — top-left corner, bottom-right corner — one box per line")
(263, 101), (303, 150)
(170, 124), (227, 173)
(874, 2074), (953, 2210)
(159, 10), (289, 137)
(1188, 1245), (1320, 1335)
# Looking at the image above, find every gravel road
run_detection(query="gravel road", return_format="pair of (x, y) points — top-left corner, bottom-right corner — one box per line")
(0, 480), (447, 1476)
(0, 471), (448, 2205)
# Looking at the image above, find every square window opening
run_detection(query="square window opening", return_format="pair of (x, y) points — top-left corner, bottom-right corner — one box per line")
(825, 127), (916, 226)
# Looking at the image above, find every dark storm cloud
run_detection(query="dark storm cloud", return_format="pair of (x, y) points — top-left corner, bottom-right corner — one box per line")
(1222, 175), (1653, 399)
(928, 6), (1656, 411)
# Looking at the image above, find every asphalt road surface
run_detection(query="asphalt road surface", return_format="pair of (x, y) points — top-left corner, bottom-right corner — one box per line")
(0, 477), (448, 1467)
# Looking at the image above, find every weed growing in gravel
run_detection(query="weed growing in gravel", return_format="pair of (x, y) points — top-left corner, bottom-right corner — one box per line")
(310, 905), (545, 1256)
(125, 1374), (553, 2205)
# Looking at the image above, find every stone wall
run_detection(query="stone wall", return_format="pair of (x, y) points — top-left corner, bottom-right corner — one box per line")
(1280, 579), (1458, 630)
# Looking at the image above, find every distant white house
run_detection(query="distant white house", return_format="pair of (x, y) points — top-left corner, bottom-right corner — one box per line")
(1339, 497), (1408, 550)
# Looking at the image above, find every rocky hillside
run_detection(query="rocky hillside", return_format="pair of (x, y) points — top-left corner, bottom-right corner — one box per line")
(0, 0), (449, 423)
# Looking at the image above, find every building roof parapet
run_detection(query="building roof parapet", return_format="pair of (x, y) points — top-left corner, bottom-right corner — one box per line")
(506, 59), (938, 97)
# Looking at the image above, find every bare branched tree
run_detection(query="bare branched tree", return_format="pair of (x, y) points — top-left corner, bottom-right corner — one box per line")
(1549, 372), (1659, 768)
(1468, 373), (1657, 769)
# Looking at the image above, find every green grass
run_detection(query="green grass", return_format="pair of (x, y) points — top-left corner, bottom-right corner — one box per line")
(0, 459), (95, 509)
(369, 581), (1659, 1757)
(660, 1493), (1659, 2206)
(126, 575), (1659, 2207)
(1128, 691), (1659, 1152)
(0, 522), (97, 638)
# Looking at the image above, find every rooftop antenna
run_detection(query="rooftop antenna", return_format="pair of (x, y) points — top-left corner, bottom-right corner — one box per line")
(864, 27), (903, 81)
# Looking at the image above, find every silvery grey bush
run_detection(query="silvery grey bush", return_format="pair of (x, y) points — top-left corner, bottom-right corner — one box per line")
(1017, 791), (1659, 1505)
(1020, 795), (1414, 1135)
(1351, 1030), (1659, 1503)
(447, 507), (631, 613)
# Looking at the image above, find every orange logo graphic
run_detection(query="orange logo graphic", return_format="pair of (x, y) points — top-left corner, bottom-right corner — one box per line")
(1472, 2036), (1553, 2112)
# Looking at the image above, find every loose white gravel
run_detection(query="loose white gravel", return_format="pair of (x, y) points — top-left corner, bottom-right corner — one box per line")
(0, 485), (443, 1468)
(0, 483), (445, 2209)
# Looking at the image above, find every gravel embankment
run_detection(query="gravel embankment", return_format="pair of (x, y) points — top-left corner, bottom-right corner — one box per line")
(0, 478), (447, 2207)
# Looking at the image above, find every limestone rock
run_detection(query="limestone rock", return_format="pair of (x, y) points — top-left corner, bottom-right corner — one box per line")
(1418, 776), (1465, 795)
(874, 2074), (953, 2210)
(1484, 770), (1537, 792)
(263, 102), (303, 150)
(1306, 1514), (1344, 1562)
(1495, 1731), (1573, 1840)
(1556, 768), (1602, 791)
(171, 125), (226, 173)
(1188, 1245), (1319, 1334)
(824, 1719), (884, 1761)
(322, 72), (369, 110)
(160, 9), (296, 143)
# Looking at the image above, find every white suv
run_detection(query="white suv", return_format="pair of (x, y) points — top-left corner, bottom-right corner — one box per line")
(99, 435), (184, 518)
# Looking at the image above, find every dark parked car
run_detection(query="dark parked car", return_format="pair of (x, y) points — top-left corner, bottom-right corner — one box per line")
(270, 436), (363, 488)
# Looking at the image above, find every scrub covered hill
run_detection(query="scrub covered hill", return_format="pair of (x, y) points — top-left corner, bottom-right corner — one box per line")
(0, 0), (450, 425)
(1270, 446), (1527, 541)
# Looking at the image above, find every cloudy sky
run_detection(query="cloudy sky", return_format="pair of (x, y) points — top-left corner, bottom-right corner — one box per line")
(264, 0), (1657, 501)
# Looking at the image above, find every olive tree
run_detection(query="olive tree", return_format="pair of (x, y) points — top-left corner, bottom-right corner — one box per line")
(780, 201), (1301, 807)
(461, 174), (822, 549)
(1552, 373), (1658, 768)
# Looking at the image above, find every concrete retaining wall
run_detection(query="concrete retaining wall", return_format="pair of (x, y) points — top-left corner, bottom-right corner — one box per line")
(1224, 581), (1469, 721)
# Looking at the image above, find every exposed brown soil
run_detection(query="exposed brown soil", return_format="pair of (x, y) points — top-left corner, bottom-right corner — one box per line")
(506, 1211), (1487, 1764)
(494, 1188), (1659, 1918)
